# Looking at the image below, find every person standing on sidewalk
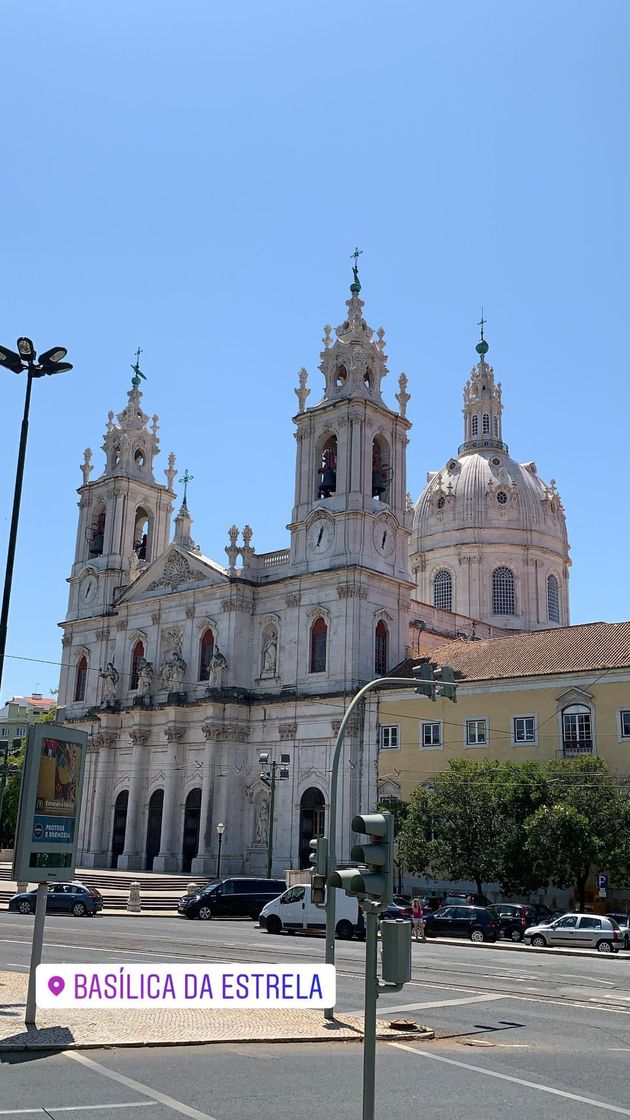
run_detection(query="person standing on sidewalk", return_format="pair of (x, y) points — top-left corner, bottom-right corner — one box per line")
(412, 898), (425, 941)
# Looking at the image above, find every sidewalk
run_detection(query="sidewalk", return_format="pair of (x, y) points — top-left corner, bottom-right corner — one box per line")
(0, 971), (432, 1051)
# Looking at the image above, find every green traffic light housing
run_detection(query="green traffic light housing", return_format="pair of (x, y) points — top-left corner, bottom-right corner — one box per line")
(328, 812), (394, 908)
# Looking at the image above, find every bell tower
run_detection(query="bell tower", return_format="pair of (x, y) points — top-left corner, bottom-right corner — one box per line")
(288, 262), (412, 580)
(66, 356), (176, 621)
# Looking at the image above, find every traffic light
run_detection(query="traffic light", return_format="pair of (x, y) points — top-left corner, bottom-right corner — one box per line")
(329, 812), (394, 906)
(309, 835), (328, 905)
(435, 665), (457, 702)
(413, 661), (436, 700)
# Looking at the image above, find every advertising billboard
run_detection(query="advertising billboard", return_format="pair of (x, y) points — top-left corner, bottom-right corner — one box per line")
(12, 723), (88, 883)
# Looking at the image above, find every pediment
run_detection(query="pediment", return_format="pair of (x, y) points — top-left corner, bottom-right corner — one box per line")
(556, 686), (593, 708)
(118, 546), (229, 602)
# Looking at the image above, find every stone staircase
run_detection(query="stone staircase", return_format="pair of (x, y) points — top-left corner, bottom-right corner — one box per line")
(0, 864), (214, 913)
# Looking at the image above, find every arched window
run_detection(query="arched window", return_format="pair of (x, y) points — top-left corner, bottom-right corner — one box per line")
(492, 567), (515, 615)
(374, 621), (388, 676)
(74, 656), (88, 702)
(562, 704), (592, 756)
(433, 569), (453, 611)
(547, 574), (560, 623)
(198, 629), (215, 681)
(130, 640), (144, 690)
(318, 436), (337, 499)
(310, 617), (327, 673)
(371, 437), (390, 500)
(471, 415), (479, 437)
(88, 504), (106, 558)
(482, 413), (490, 434)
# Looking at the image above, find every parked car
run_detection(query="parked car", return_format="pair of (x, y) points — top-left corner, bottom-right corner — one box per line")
(538, 909), (566, 925)
(260, 884), (365, 940)
(440, 892), (492, 908)
(8, 882), (103, 917)
(492, 902), (544, 942)
(177, 877), (286, 920)
(380, 902), (413, 922)
(392, 895), (412, 910)
(606, 914), (630, 949)
(524, 913), (622, 952)
(424, 904), (499, 943)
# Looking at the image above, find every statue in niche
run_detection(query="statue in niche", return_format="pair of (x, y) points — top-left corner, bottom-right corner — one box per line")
(136, 658), (154, 698)
(99, 662), (119, 707)
(262, 632), (278, 675)
(255, 799), (269, 846)
(207, 646), (227, 688)
(161, 651), (187, 692)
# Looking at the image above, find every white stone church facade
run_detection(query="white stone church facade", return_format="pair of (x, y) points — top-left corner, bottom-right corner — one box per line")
(58, 274), (570, 875)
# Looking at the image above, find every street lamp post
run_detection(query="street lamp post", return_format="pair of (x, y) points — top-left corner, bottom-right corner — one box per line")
(215, 821), (225, 879)
(259, 752), (290, 878)
(0, 338), (73, 698)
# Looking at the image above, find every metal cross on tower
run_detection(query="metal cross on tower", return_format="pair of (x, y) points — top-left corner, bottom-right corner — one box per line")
(131, 347), (146, 388)
(179, 469), (193, 505)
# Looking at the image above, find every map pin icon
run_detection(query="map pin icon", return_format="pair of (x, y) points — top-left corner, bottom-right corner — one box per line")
(48, 975), (65, 997)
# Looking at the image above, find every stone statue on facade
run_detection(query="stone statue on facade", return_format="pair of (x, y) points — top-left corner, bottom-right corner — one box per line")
(160, 651), (187, 692)
(262, 633), (278, 675)
(99, 662), (119, 707)
(207, 647), (227, 688)
(136, 657), (154, 698)
(255, 799), (269, 846)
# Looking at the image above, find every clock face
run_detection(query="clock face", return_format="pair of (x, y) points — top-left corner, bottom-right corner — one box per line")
(307, 517), (334, 554)
(373, 520), (395, 557)
(81, 574), (97, 603)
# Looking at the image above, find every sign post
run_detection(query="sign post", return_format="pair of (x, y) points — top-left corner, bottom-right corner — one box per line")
(12, 723), (88, 1025)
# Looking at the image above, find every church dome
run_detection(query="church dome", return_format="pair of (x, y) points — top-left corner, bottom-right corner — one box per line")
(410, 329), (570, 630)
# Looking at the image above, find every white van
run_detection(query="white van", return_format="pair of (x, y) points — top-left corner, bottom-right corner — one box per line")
(259, 883), (365, 940)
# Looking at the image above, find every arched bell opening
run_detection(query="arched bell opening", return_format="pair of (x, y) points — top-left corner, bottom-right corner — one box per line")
(298, 787), (325, 870)
(317, 435), (337, 499)
(133, 505), (152, 561)
(87, 503), (106, 558)
(371, 436), (391, 501)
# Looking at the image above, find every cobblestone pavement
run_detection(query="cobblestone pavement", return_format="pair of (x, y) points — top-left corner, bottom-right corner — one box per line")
(0, 971), (431, 1050)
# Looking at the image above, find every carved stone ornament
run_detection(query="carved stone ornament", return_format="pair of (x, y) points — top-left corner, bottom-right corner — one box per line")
(185, 605), (195, 619)
(129, 728), (150, 746)
(95, 628), (110, 642)
(201, 722), (250, 742)
(151, 613), (161, 626)
(285, 593), (301, 607)
(61, 634), (72, 648)
(278, 723), (297, 740)
(164, 726), (185, 742)
(221, 596), (252, 613)
(93, 731), (117, 750)
(116, 619), (128, 631)
(146, 552), (205, 593)
(162, 627), (183, 655)
(337, 584), (368, 599)
(331, 716), (359, 735)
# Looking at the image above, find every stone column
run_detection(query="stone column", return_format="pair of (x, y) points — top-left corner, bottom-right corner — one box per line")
(191, 724), (217, 876)
(83, 733), (116, 867)
(153, 726), (185, 872)
(117, 728), (149, 870)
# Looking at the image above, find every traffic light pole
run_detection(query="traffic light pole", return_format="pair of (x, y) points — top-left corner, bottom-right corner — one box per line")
(0, 371), (33, 700)
(324, 675), (421, 1021)
(266, 761), (277, 879)
(362, 900), (380, 1120)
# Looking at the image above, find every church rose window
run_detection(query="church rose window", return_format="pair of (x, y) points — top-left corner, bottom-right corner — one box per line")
(547, 574), (560, 623)
(496, 491), (507, 504)
(310, 617), (327, 673)
(199, 629), (215, 681)
(437, 496), (445, 510)
(492, 567), (515, 615)
(433, 569), (452, 612)
(130, 641), (144, 690)
(374, 621), (388, 676)
(74, 656), (88, 702)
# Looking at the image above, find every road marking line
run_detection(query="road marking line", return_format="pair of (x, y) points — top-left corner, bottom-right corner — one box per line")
(64, 1052), (220, 1120)
(0, 1105), (154, 1115)
(389, 1042), (630, 1115)
(377, 993), (509, 1015)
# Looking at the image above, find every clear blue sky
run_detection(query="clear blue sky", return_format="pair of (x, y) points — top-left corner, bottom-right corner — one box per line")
(1, 2), (628, 703)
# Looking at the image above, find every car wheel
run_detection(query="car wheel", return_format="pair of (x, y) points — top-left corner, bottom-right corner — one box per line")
(17, 900), (33, 915)
(470, 928), (485, 943)
(266, 915), (282, 935)
(596, 940), (613, 953)
(510, 928), (523, 942)
(336, 920), (354, 940)
(531, 934), (547, 948)
(72, 902), (87, 917)
(198, 906), (213, 921)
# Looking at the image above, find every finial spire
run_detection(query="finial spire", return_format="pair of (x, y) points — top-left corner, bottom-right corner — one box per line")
(131, 347), (147, 389)
(350, 246), (363, 293)
(179, 468), (193, 506)
(475, 309), (489, 360)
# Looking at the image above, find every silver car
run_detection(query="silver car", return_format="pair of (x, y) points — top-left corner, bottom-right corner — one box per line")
(524, 913), (622, 953)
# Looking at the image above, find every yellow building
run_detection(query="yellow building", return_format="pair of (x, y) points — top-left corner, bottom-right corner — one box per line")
(377, 621), (630, 805)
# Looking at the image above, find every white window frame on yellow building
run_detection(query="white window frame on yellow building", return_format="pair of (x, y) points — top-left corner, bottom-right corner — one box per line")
(379, 724), (400, 751)
(465, 717), (488, 747)
(617, 709), (630, 742)
(420, 720), (443, 750)
(512, 714), (538, 747)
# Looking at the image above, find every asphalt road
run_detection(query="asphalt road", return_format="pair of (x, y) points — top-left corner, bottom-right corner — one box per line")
(2, 911), (630, 1119)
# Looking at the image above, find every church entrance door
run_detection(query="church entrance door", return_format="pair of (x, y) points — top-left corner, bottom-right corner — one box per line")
(145, 789), (164, 871)
(298, 787), (325, 870)
(111, 791), (128, 868)
(182, 788), (201, 874)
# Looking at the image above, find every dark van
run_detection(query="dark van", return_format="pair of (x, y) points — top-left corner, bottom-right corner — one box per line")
(177, 877), (286, 921)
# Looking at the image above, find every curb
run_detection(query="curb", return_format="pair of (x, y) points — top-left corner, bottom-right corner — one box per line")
(423, 936), (629, 959)
(0, 1028), (434, 1053)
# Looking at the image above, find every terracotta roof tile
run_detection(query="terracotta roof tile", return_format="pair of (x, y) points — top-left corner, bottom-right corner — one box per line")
(391, 621), (630, 683)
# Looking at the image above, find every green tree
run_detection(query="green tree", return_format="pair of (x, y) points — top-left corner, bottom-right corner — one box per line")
(493, 760), (548, 894)
(524, 756), (630, 910)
